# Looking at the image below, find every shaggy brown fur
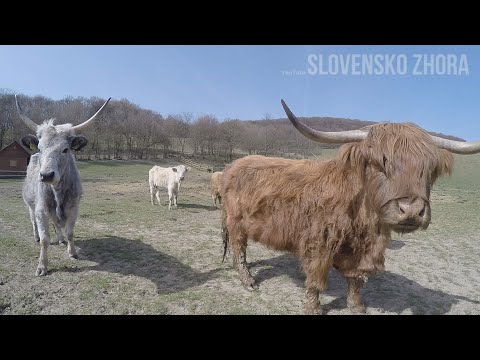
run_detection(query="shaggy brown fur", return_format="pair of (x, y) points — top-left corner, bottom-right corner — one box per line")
(221, 122), (453, 314)
(210, 171), (223, 208)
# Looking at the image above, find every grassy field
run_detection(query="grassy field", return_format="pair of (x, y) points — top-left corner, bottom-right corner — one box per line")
(1, 151), (479, 315)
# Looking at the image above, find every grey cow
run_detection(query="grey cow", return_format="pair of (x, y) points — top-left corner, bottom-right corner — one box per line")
(17, 95), (111, 276)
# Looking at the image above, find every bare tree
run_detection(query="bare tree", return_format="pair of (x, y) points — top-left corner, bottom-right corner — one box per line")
(0, 90), (15, 149)
(177, 112), (192, 154)
(218, 119), (242, 162)
(191, 115), (219, 156)
(261, 113), (282, 156)
(239, 123), (264, 155)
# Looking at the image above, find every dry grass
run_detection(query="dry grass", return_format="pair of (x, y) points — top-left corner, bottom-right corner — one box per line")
(0, 153), (479, 315)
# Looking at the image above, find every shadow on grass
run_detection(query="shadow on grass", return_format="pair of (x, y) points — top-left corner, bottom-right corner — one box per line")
(54, 236), (222, 294)
(77, 160), (158, 167)
(387, 239), (407, 250)
(242, 254), (480, 315)
(179, 203), (217, 211)
(81, 178), (109, 183)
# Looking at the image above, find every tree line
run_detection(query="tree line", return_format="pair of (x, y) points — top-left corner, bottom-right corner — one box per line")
(0, 90), (465, 164)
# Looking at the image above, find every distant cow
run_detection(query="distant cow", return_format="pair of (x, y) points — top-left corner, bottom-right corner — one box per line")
(149, 165), (190, 210)
(210, 171), (223, 208)
(17, 95), (111, 276)
(220, 99), (480, 315)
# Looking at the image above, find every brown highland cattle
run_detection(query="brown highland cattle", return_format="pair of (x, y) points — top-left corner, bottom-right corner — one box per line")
(220, 99), (480, 314)
(210, 171), (223, 208)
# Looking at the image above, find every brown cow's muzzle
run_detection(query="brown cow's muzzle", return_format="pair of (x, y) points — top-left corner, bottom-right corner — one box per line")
(384, 197), (431, 233)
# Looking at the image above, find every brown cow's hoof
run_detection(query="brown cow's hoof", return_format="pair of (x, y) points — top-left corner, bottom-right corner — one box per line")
(242, 280), (259, 291)
(36, 267), (47, 276)
(243, 283), (259, 292)
(349, 304), (366, 314)
(304, 306), (323, 315)
(69, 254), (79, 260)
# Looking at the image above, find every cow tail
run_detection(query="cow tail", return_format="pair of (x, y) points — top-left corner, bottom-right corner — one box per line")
(221, 208), (229, 263)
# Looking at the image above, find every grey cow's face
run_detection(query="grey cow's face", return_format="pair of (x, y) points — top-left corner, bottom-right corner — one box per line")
(22, 125), (88, 185)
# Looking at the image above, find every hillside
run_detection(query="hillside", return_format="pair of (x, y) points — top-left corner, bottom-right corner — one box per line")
(247, 117), (466, 142)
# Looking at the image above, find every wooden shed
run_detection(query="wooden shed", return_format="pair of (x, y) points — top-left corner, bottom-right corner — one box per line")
(0, 140), (35, 177)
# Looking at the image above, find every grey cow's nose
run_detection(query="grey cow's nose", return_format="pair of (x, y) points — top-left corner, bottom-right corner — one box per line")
(180, 177), (185, 181)
(40, 171), (55, 183)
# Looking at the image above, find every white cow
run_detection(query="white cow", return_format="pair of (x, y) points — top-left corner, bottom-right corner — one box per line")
(149, 165), (191, 210)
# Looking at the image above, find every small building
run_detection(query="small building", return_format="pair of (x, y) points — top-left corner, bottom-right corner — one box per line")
(0, 140), (35, 177)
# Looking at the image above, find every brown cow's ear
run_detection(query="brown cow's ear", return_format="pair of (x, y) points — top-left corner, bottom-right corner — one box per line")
(21, 135), (39, 151)
(172, 167), (177, 172)
(69, 135), (88, 151)
(338, 142), (366, 170)
(434, 149), (454, 179)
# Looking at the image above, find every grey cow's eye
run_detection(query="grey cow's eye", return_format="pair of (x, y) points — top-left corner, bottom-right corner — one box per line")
(62, 148), (69, 153)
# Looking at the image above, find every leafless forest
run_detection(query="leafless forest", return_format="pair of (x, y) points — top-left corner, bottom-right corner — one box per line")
(0, 89), (465, 164)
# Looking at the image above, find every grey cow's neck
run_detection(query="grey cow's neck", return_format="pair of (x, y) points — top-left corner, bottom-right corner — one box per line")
(50, 156), (82, 225)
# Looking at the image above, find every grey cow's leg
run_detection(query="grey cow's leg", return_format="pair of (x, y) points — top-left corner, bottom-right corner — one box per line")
(64, 216), (78, 260)
(346, 277), (366, 314)
(35, 210), (51, 276)
(53, 223), (66, 245)
(28, 207), (40, 242)
(174, 193), (178, 208)
(155, 190), (161, 206)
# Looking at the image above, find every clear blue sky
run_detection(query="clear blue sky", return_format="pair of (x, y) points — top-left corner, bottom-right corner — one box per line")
(1, 45), (480, 140)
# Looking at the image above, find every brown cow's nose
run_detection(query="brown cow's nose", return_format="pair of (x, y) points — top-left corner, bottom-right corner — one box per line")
(40, 171), (55, 182)
(398, 198), (426, 221)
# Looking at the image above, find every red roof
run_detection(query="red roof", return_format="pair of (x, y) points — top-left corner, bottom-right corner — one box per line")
(0, 140), (35, 156)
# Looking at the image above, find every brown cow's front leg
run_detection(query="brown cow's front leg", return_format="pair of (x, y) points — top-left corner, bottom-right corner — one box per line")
(304, 287), (322, 315)
(302, 250), (331, 314)
(232, 240), (258, 291)
(346, 277), (366, 314)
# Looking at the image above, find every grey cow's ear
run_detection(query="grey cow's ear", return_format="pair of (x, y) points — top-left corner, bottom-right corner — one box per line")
(186, 167), (191, 171)
(68, 135), (88, 151)
(172, 167), (177, 172)
(21, 135), (39, 151)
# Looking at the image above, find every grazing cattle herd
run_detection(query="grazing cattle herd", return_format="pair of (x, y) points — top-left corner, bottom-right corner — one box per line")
(12, 96), (480, 314)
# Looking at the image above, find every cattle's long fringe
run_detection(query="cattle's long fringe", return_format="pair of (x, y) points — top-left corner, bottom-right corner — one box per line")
(221, 208), (229, 262)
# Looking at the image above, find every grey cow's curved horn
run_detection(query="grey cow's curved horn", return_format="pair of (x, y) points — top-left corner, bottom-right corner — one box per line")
(72, 97), (112, 131)
(281, 99), (369, 144)
(429, 135), (480, 155)
(15, 94), (38, 131)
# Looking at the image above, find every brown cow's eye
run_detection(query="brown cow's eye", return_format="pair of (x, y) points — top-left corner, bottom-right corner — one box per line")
(62, 148), (69, 153)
